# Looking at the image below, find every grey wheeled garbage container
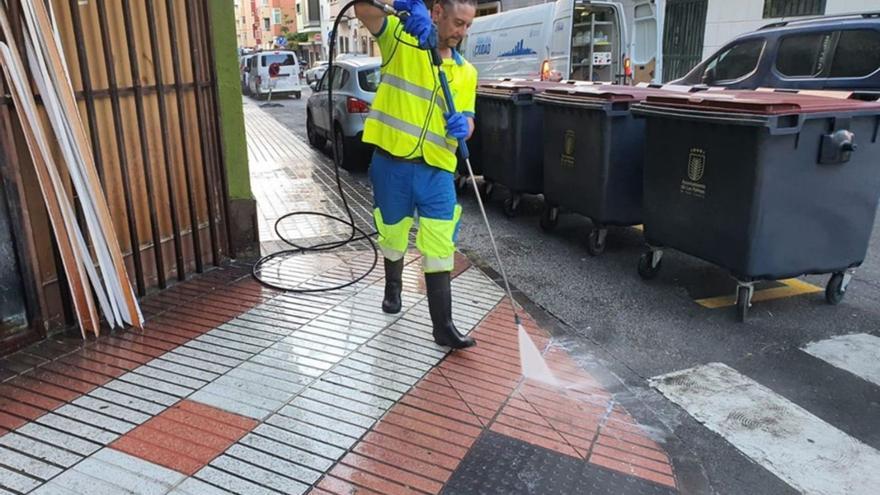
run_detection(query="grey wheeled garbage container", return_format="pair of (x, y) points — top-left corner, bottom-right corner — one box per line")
(632, 90), (880, 321)
(476, 81), (567, 217)
(536, 85), (673, 255)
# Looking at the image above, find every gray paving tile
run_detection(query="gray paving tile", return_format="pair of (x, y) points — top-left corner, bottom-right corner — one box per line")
(270, 339), (348, 360)
(348, 350), (427, 380)
(226, 316), (296, 338)
(279, 332), (358, 355)
(370, 333), (447, 361)
(14, 423), (101, 457)
(104, 379), (181, 406)
(358, 345), (434, 372)
(29, 482), (80, 495)
(195, 465), (282, 495)
(226, 444), (321, 485)
(264, 413), (360, 451)
(44, 469), (134, 494)
(236, 361), (314, 389)
(35, 413), (119, 445)
(0, 444), (62, 480)
(88, 387), (168, 415)
(169, 341), (242, 371)
(248, 353), (326, 378)
(71, 396), (153, 425)
(294, 324), (371, 347)
(382, 326), (437, 348)
(0, 432), (81, 468)
(264, 341), (342, 364)
(91, 448), (186, 487)
(160, 351), (232, 375)
(189, 388), (273, 420)
(337, 360), (421, 388)
(238, 433), (335, 472)
(225, 367), (305, 395)
(52, 404), (136, 435)
(312, 379), (396, 410)
(322, 372), (405, 402)
(187, 339), (257, 361)
(252, 423), (346, 460)
(200, 332), (269, 355)
(287, 396), (376, 429)
(212, 374), (293, 403)
(168, 477), (234, 495)
(300, 387), (386, 420)
(275, 404), (367, 439)
(0, 464), (41, 493)
(72, 453), (179, 495)
(214, 324), (286, 344)
(306, 319), (376, 340)
(133, 364), (208, 390)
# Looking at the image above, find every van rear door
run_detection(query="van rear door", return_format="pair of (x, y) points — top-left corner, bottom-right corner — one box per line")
(264, 51), (301, 91)
(551, 0), (628, 83)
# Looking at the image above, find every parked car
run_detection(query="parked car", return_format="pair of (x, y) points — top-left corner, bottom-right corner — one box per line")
(245, 50), (303, 99)
(306, 57), (381, 170)
(671, 12), (880, 91)
(239, 53), (256, 95)
(305, 60), (328, 85)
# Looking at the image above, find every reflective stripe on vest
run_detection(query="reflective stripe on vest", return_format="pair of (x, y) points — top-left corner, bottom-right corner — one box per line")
(381, 73), (448, 114)
(368, 109), (457, 154)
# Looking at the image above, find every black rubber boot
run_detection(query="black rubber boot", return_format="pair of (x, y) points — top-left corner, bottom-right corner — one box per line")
(382, 258), (404, 314)
(425, 272), (476, 349)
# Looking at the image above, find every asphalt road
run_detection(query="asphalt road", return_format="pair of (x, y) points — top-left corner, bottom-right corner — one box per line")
(253, 90), (880, 495)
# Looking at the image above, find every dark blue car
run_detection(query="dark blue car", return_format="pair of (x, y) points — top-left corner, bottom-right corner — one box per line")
(671, 12), (880, 91)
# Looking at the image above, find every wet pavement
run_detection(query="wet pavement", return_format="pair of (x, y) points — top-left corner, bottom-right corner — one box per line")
(0, 97), (683, 494)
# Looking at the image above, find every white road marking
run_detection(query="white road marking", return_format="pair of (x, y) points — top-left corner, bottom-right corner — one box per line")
(802, 333), (880, 387)
(651, 362), (880, 495)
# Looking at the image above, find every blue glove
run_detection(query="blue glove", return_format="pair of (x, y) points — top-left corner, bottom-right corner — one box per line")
(392, 0), (435, 49)
(445, 112), (469, 141)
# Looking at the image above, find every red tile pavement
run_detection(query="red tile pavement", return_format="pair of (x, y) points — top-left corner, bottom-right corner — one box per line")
(0, 265), (266, 443)
(110, 399), (258, 475)
(313, 299), (678, 493)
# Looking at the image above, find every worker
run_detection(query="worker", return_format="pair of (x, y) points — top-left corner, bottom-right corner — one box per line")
(355, 0), (478, 349)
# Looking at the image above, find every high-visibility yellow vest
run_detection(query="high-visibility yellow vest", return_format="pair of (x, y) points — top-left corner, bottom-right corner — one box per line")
(363, 15), (477, 173)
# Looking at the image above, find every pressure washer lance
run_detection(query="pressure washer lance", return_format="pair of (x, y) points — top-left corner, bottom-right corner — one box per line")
(377, 1), (558, 382)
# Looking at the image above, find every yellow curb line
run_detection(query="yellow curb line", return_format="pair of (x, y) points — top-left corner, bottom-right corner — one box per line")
(695, 278), (822, 309)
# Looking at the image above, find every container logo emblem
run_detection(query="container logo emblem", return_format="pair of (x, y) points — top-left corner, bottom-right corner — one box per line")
(561, 130), (576, 168)
(681, 148), (707, 198)
(687, 148), (706, 182)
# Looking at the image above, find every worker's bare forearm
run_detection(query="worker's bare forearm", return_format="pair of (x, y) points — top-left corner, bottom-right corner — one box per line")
(355, 0), (391, 36)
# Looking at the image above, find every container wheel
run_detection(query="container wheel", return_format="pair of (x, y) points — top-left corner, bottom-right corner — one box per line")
(825, 272), (846, 305)
(637, 252), (661, 280)
(736, 286), (751, 322)
(586, 229), (606, 256)
(539, 205), (558, 231)
(480, 181), (495, 200)
(455, 174), (468, 193)
(503, 196), (520, 218)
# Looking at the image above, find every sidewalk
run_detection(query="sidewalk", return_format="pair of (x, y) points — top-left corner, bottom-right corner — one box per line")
(0, 100), (681, 495)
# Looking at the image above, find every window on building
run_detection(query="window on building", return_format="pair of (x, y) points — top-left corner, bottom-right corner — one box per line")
(633, 2), (656, 64)
(296, 4), (301, 14)
(263, 17), (271, 31)
(308, 0), (320, 22)
(261, 0), (269, 6)
(273, 8), (282, 25)
(762, 0), (826, 19)
(701, 39), (764, 83)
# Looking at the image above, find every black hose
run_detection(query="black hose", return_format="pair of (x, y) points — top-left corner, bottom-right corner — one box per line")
(252, 0), (379, 293)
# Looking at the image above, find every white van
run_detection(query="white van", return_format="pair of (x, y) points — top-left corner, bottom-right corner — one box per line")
(462, 0), (628, 83)
(246, 50), (304, 99)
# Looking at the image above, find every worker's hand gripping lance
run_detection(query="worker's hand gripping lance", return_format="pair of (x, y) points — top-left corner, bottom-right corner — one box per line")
(368, 0), (469, 159)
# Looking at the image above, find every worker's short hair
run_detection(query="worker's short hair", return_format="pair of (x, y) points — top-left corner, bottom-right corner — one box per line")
(435, 0), (478, 9)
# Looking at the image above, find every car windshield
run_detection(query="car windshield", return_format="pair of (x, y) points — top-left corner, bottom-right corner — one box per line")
(263, 53), (296, 66)
(358, 67), (381, 92)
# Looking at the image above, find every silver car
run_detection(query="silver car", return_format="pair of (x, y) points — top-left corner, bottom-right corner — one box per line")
(305, 61), (328, 85)
(306, 57), (381, 171)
